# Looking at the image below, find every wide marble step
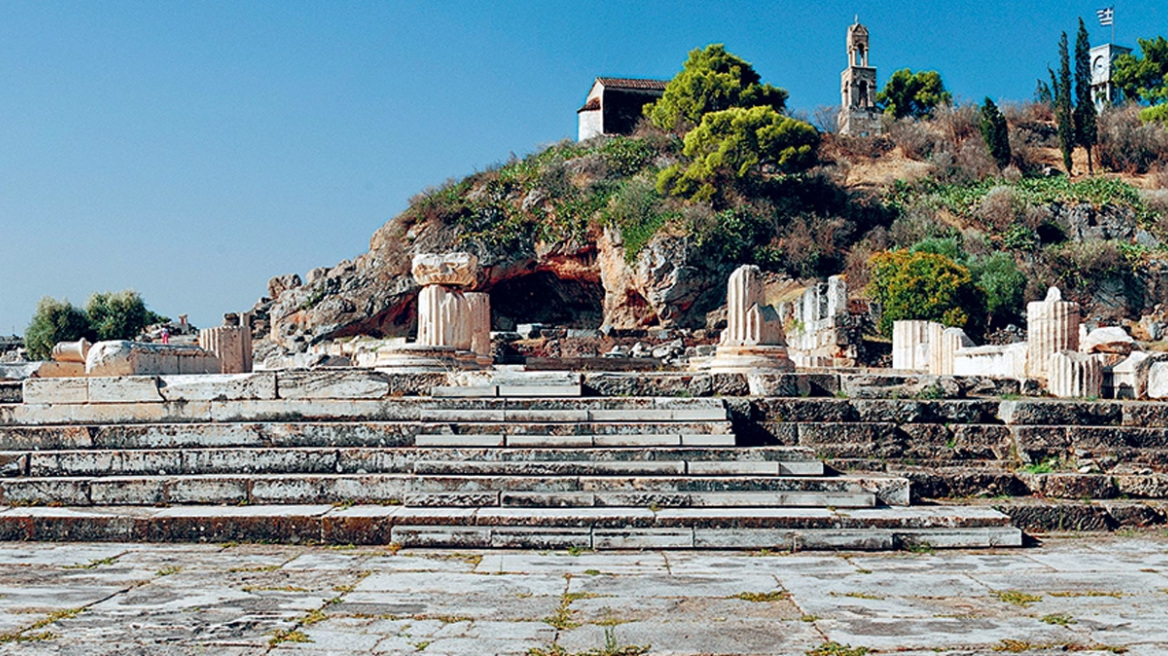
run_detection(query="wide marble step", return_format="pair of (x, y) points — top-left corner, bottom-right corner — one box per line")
(0, 419), (733, 451)
(416, 420), (733, 435)
(0, 503), (1023, 550)
(0, 473), (907, 506)
(8, 447), (823, 477)
(1, 396), (730, 426)
(415, 433), (736, 447)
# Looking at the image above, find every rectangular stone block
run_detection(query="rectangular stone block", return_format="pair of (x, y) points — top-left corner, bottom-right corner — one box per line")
(1, 478), (89, 506)
(498, 384), (582, 398)
(998, 400), (1122, 426)
(894, 527), (1023, 549)
(89, 478), (165, 505)
(277, 370), (390, 400)
(415, 434), (504, 447)
(501, 491), (596, 507)
(391, 525), (491, 548)
(490, 526), (591, 549)
(592, 434), (679, 447)
(0, 452), (27, 477)
(159, 373), (277, 401)
(146, 505), (329, 543)
(693, 527), (801, 549)
(687, 461), (780, 475)
(593, 528), (694, 549)
(680, 434), (736, 447)
(430, 385), (497, 398)
(505, 435), (593, 448)
(87, 376), (163, 403)
(22, 378), (88, 405)
(16, 506), (147, 542)
(475, 507), (657, 528)
(166, 478), (248, 504)
(0, 426), (94, 450)
(28, 449), (181, 477)
(321, 505), (399, 544)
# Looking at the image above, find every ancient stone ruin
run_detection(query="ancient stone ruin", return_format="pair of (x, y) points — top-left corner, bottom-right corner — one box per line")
(889, 285), (1168, 400)
(371, 252), (492, 371)
(703, 265), (793, 373)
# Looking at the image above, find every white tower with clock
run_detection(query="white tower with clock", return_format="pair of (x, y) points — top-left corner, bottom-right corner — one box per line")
(1090, 42), (1131, 110)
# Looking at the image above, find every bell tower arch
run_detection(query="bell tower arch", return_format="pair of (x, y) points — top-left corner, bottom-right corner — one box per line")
(838, 19), (883, 136)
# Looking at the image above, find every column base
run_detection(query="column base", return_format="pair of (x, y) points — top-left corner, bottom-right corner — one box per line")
(704, 345), (795, 373)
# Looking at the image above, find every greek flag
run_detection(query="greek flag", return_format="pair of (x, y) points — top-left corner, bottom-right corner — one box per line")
(1097, 7), (1114, 26)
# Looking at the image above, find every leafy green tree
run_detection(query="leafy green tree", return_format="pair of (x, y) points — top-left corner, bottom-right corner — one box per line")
(979, 98), (1012, 169)
(1113, 36), (1168, 105)
(1141, 104), (1168, 123)
(24, 297), (91, 361)
(645, 44), (788, 133)
(1074, 19), (1097, 174)
(86, 290), (162, 341)
(876, 69), (952, 119)
(968, 252), (1026, 325)
(867, 250), (985, 336)
(656, 106), (819, 201)
(1052, 32), (1075, 174)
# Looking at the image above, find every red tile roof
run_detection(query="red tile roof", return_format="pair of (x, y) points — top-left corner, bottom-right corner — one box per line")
(595, 77), (669, 90)
(577, 97), (602, 112)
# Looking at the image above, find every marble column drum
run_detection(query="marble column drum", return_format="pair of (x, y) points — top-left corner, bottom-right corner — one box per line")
(1026, 287), (1080, 381)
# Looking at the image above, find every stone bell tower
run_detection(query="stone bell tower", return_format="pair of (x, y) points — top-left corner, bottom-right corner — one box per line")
(838, 19), (883, 136)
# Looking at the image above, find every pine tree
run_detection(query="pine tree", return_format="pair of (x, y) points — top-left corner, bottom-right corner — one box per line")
(1073, 18), (1097, 174)
(1054, 32), (1075, 174)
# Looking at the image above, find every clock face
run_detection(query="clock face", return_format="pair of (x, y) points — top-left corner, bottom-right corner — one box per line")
(1094, 56), (1106, 75)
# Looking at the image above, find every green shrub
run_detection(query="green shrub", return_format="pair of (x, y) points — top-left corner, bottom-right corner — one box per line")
(602, 177), (679, 262)
(657, 106), (819, 201)
(867, 250), (985, 336)
(1045, 240), (1124, 290)
(1140, 104), (1168, 124)
(645, 43), (788, 133)
(86, 290), (162, 341)
(25, 297), (91, 361)
(968, 252), (1026, 324)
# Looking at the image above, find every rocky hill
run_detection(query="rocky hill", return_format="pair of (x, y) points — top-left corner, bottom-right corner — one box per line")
(254, 105), (1168, 357)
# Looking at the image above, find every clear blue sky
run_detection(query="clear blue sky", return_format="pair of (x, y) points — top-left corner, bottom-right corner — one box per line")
(1, 1), (1164, 333)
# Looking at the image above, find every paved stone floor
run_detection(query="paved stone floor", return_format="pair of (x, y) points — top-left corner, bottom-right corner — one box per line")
(1, 534), (1167, 655)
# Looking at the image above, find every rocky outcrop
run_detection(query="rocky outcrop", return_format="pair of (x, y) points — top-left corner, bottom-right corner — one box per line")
(258, 199), (731, 351)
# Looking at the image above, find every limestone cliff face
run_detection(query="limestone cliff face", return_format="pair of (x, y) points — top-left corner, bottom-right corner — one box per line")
(261, 202), (728, 350)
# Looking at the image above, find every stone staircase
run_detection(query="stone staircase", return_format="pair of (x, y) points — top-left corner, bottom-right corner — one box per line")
(0, 377), (1022, 550)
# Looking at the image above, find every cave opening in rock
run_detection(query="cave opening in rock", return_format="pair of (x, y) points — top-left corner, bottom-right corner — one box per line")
(490, 271), (604, 329)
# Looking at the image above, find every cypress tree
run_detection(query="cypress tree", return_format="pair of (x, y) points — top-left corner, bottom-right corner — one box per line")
(979, 98), (1011, 169)
(1073, 18), (1097, 174)
(1054, 32), (1075, 174)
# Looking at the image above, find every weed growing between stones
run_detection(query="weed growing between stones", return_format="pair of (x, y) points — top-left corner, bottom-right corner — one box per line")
(156, 565), (181, 576)
(1019, 457), (1061, 474)
(993, 590), (1043, 606)
(228, 564), (281, 573)
(527, 625), (650, 656)
(806, 642), (869, 656)
(992, 640), (1127, 653)
(1050, 590), (1125, 598)
(835, 591), (884, 600)
(268, 628), (311, 646)
(730, 590), (790, 602)
(1040, 613), (1075, 625)
(63, 555), (120, 569)
(0, 630), (55, 644)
